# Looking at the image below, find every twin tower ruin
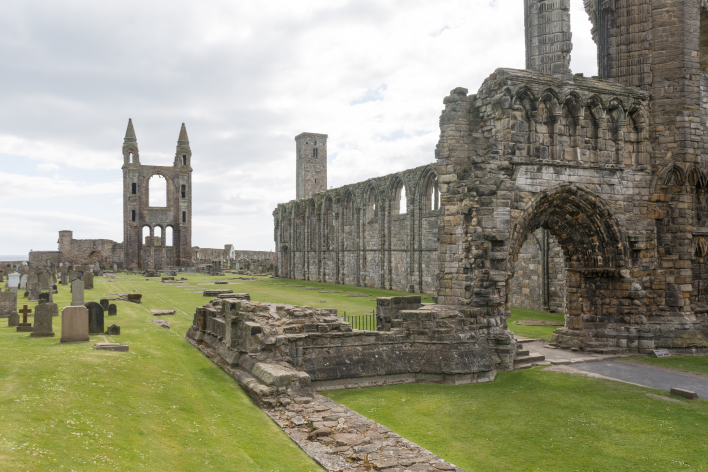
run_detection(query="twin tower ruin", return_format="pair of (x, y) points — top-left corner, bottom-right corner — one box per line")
(274, 0), (708, 355)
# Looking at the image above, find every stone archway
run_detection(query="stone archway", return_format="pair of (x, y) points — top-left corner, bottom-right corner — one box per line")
(506, 185), (629, 343)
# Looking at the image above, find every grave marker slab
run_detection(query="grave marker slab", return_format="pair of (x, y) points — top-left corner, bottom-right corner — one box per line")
(28, 282), (40, 301)
(31, 303), (56, 337)
(100, 299), (109, 311)
(71, 280), (84, 306)
(39, 273), (50, 290)
(108, 304), (117, 316)
(651, 349), (670, 358)
(19, 274), (27, 291)
(60, 306), (89, 343)
(84, 273), (94, 290)
(84, 302), (104, 334)
(17, 305), (33, 332)
(8, 273), (20, 289)
(106, 324), (120, 335)
(0, 290), (17, 317)
(8, 311), (19, 327)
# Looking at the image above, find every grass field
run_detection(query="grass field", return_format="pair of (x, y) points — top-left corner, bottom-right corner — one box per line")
(507, 307), (564, 341)
(326, 368), (708, 471)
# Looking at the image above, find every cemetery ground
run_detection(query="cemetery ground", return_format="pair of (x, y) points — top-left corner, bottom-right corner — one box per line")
(0, 273), (706, 471)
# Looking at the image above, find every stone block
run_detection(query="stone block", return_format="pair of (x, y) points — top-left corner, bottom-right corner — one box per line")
(250, 362), (293, 387)
(670, 388), (698, 400)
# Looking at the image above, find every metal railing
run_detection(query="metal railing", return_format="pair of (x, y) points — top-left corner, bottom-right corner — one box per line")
(343, 312), (377, 331)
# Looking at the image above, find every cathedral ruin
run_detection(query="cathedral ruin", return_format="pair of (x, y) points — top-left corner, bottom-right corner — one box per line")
(273, 0), (708, 355)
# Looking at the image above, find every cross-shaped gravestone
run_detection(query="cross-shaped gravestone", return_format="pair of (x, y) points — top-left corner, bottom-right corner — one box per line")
(17, 304), (33, 332)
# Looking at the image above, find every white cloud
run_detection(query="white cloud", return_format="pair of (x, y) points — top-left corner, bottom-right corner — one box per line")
(0, 0), (598, 254)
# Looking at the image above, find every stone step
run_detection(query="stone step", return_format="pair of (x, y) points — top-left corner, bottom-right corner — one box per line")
(583, 341), (611, 348)
(583, 346), (622, 354)
(514, 353), (546, 365)
(516, 338), (537, 344)
(515, 349), (530, 357)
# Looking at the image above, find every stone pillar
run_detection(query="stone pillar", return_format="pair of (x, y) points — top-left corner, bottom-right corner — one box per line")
(524, 0), (573, 80)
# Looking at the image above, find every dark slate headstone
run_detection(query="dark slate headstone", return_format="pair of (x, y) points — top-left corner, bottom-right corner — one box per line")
(106, 324), (120, 335)
(38, 292), (51, 304)
(84, 301), (104, 334)
(108, 304), (117, 316)
(100, 299), (109, 311)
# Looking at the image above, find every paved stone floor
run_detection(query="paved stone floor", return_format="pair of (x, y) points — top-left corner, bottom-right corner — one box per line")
(565, 359), (708, 398)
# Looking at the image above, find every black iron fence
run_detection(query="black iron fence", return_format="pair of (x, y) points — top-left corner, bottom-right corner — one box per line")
(343, 312), (377, 331)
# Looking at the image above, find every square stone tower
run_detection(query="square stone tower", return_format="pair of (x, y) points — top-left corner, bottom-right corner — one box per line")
(295, 132), (327, 200)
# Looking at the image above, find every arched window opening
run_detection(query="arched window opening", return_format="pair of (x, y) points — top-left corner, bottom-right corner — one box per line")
(132, 182), (137, 194)
(181, 185), (186, 199)
(129, 152), (133, 163)
(154, 226), (163, 247)
(569, 0), (598, 77)
(131, 210), (136, 222)
(142, 226), (151, 246)
(149, 175), (167, 207)
(424, 175), (439, 212)
(313, 148), (318, 158)
(182, 155), (187, 166)
(182, 211), (186, 223)
(166, 226), (174, 247)
(398, 185), (407, 214)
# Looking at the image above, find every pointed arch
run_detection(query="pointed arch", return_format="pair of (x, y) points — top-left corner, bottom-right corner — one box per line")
(660, 164), (687, 186)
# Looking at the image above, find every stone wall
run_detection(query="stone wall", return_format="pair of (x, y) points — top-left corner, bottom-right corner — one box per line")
(509, 228), (566, 313)
(122, 119), (192, 270)
(29, 231), (123, 269)
(274, 164), (440, 294)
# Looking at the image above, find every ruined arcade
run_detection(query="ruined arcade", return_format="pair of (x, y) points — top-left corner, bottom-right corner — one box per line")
(273, 0), (708, 355)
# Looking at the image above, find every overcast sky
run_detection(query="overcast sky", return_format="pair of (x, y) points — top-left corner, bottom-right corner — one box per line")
(0, 0), (597, 256)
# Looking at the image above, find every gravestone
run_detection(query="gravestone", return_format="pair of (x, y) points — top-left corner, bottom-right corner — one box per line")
(0, 290), (17, 317)
(0, 272), (3, 282)
(26, 274), (38, 291)
(106, 324), (120, 335)
(31, 303), (56, 337)
(84, 302), (104, 334)
(60, 273), (67, 285)
(19, 274), (27, 291)
(39, 272), (50, 290)
(52, 284), (58, 294)
(17, 305), (33, 332)
(8, 312), (19, 327)
(68, 270), (79, 282)
(38, 292), (51, 304)
(28, 282), (40, 302)
(8, 273), (20, 289)
(108, 304), (117, 316)
(100, 299), (109, 311)
(71, 280), (84, 306)
(60, 306), (89, 343)
(84, 273), (94, 290)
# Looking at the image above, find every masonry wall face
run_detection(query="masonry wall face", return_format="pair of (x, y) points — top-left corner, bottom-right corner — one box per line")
(275, 165), (441, 294)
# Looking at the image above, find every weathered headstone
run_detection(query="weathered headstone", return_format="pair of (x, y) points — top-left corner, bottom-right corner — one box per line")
(60, 306), (89, 343)
(17, 305), (33, 332)
(8, 273), (20, 289)
(108, 304), (117, 316)
(60, 273), (68, 285)
(38, 292), (51, 304)
(0, 272), (4, 282)
(71, 280), (84, 306)
(31, 303), (56, 337)
(28, 282), (40, 302)
(84, 272), (94, 290)
(39, 272), (50, 290)
(84, 302), (104, 334)
(19, 274), (28, 291)
(100, 299), (109, 311)
(106, 324), (120, 335)
(0, 290), (17, 317)
(68, 270), (79, 282)
(8, 311), (19, 327)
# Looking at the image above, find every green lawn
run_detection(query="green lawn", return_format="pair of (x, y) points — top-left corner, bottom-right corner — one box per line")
(622, 355), (708, 377)
(326, 368), (708, 472)
(507, 307), (564, 341)
(0, 272), (418, 471)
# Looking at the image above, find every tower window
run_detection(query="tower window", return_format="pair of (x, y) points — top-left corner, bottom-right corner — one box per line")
(128, 152), (133, 163)
(182, 155), (187, 165)
(313, 148), (318, 158)
(131, 183), (136, 194)
(182, 211), (186, 223)
(181, 184), (186, 198)
(314, 140), (317, 145)
(132, 210), (136, 222)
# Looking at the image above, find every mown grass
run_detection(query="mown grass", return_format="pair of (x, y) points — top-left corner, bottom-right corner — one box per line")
(326, 368), (708, 471)
(623, 355), (708, 377)
(507, 307), (564, 341)
(0, 273), (326, 471)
